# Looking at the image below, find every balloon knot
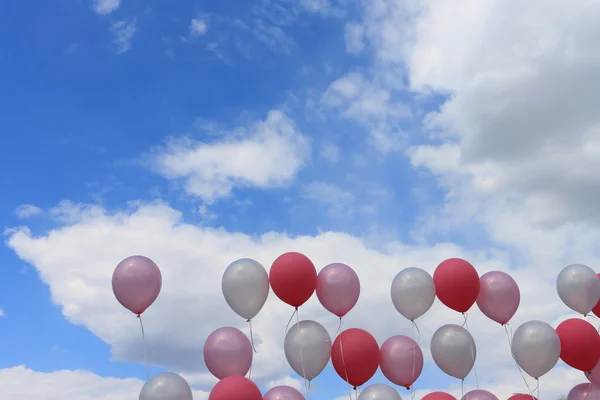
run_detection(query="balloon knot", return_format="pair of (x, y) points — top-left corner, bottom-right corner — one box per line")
(405, 386), (410, 390)
(136, 314), (141, 318)
(246, 319), (251, 323)
(353, 386), (357, 391)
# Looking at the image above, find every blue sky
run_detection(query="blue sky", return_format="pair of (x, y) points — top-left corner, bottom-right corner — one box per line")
(1, 0), (600, 399)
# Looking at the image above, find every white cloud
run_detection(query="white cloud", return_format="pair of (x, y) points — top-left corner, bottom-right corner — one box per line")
(320, 143), (340, 163)
(190, 18), (208, 37)
(110, 19), (136, 54)
(344, 22), (365, 54)
(14, 204), (41, 219)
(148, 110), (310, 203)
(93, 0), (120, 15)
(302, 181), (355, 217)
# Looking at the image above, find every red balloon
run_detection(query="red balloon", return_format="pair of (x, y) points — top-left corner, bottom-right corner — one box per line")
(508, 395), (538, 400)
(593, 273), (600, 318)
(269, 252), (317, 308)
(556, 318), (600, 372)
(422, 393), (457, 400)
(433, 258), (480, 313)
(331, 328), (380, 388)
(208, 376), (262, 400)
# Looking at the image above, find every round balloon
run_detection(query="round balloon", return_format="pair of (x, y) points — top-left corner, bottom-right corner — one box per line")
(586, 360), (600, 386)
(316, 263), (360, 317)
(507, 395), (537, 400)
(112, 255), (162, 315)
(391, 267), (436, 321)
(460, 390), (498, 400)
(430, 324), (476, 380)
(270, 252), (317, 308)
(380, 335), (423, 389)
(568, 383), (600, 400)
(209, 376), (262, 400)
(556, 318), (600, 372)
(422, 393), (456, 400)
(139, 372), (193, 400)
(284, 320), (331, 380)
(204, 327), (252, 379)
(357, 384), (402, 400)
(476, 271), (520, 325)
(222, 258), (270, 320)
(557, 264), (600, 315)
(511, 320), (560, 379)
(433, 258), (480, 313)
(263, 385), (305, 400)
(331, 328), (380, 388)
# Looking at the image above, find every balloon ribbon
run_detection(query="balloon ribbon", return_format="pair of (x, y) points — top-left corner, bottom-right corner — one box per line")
(137, 314), (149, 381)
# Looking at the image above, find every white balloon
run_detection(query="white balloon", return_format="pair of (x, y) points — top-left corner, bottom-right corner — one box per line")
(139, 372), (193, 400)
(222, 258), (270, 320)
(557, 264), (600, 315)
(430, 324), (476, 380)
(357, 384), (402, 400)
(511, 320), (560, 379)
(391, 267), (436, 321)
(284, 320), (331, 381)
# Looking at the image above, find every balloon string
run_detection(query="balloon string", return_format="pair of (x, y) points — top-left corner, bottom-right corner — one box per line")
(411, 320), (421, 344)
(461, 379), (466, 399)
(586, 313), (600, 332)
(296, 308), (311, 400)
(504, 323), (536, 399)
(137, 314), (149, 381)
(462, 313), (479, 389)
(247, 319), (258, 353)
(410, 321), (417, 391)
(340, 332), (353, 400)
(331, 316), (343, 339)
(285, 307), (298, 337)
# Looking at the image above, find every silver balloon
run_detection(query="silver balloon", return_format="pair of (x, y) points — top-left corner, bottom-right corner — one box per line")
(430, 324), (476, 380)
(284, 320), (332, 380)
(357, 384), (402, 400)
(557, 264), (600, 315)
(222, 258), (270, 320)
(511, 320), (560, 379)
(139, 372), (193, 400)
(391, 267), (436, 321)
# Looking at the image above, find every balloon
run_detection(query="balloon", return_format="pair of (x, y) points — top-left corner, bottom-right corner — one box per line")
(557, 264), (600, 315)
(433, 258), (480, 313)
(556, 318), (600, 372)
(357, 384), (402, 400)
(507, 396), (537, 400)
(592, 273), (600, 318)
(586, 359), (600, 386)
(430, 324), (476, 380)
(476, 271), (520, 325)
(112, 255), (162, 315)
(270, 252), (317, 308)
(511, 320), (560, 378)
(263, 386), (305, 400)
(222, 258), (270, 320)
(204, 327), (252, 379)
(380, 336), (423, 389)
(139, 372), (193, 400)
(460, 390), (498, 400)
(316, 263), (360, 317)
(208, 376), (262, 400)
(331, 328), (380, 388)
(422, 393), (456, 400)
(390, 267), (436, 321)
(568, 383), (600, 400)
(284, 320), (331, 380)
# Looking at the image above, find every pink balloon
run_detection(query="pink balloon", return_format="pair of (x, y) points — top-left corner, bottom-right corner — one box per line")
(380, 335), (423, 389)
(476, 271), (520, 325)
(264, 386), (305, 400)
(112, 255), (162, 315)
(568, 383), (600, 400)
(461, 390), (499, 400)
(422, 393), (456, 400)
(316, 263), (360, 317)
(586, 360), (600, 386)
(508, 395), (537, 400)
(204, 327), (252, 380)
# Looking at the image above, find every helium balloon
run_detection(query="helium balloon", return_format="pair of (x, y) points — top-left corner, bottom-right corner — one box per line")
(511, 320), (560, 378)
(209, 376), (262, 400)
(586, 359), (600, 386)
(316, 263), (360, 317)
(263, 385), (305, 400)
(204, 327), (252, 379)
(567, 383), (600, 400)
(433, 258), (480, 313)
(557, 264), (600, 315)
(284, 320), (331, 380)
(390, 267), (436, 321)
(422, 393), (456, 400)
(508, 395), (537, 400)
(476, 271), (520, 325)
(592, 272), (600, 317)
(556, 318), (600, 372)
(380, 335), (423, 389)
(331, 328), (380, 388)
(112, 255), (162, 315)
(270, 252), (317, 308)
(430, 324), (476, 380)
(222, 258), (270, 320)
(357, 384), (402, 400)
(139, 372), (193, 400)
(460, 390), (498, 400)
